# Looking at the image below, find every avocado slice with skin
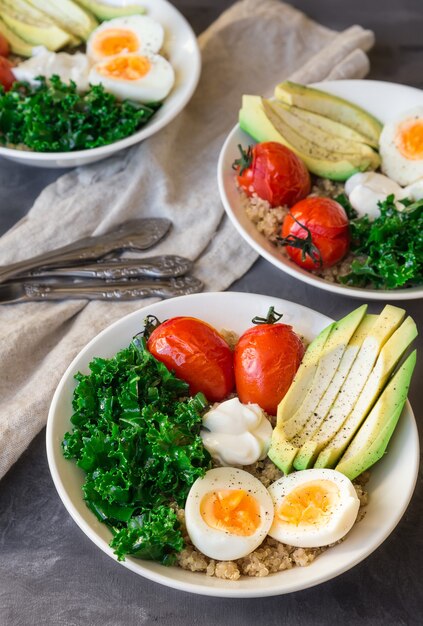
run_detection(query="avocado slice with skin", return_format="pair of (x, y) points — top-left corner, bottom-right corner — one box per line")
(335, 350), (416, 480)
(294, 305), (407, 470)
(276, 323), (335, 425)
(0, 17), (33, 56)
(0, 0), (73, 50)
(263, 100), (380, 170)
(284, 104), (378, 148)
(239, 96), (370, 181)
(268, 322), (335, 473)
(274, 81), (383, 147)
(291, 314), (377, 470)
(268, 305), (367, 474)
(26, 0), (98, 41)
(314, 316), (418, 469)
(265, 99), (380, 162)
(74, 0), (146, 20)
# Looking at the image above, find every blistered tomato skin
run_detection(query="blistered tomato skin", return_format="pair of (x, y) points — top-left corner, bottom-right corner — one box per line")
(282, 196), (350, 270)
(147, 317), (235, 402)
(0, 58), (15, 92)
(236, 142), (311, 208)
(234, 323), (305, 416)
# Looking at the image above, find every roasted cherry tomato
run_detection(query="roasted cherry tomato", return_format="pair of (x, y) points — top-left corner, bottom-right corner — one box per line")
(0, 57), (15, 92)
(234, 308), (305, 416)
(233, 141), (311, 207)
(147, 316), (234, 402)
(0, 34), (10, 58)
(281, 196), (350, 270)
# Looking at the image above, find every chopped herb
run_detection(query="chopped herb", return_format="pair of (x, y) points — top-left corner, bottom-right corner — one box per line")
(0, 76), (161, 152)
(62, 337), (211, 563)
(340, 194), (423, 289)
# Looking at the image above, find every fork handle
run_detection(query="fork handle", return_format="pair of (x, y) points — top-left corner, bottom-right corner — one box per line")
(22, 276), (203, 301)
(28, 256), (193, 280)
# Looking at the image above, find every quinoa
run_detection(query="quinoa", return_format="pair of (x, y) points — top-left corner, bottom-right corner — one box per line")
(239, 177), (354, 284)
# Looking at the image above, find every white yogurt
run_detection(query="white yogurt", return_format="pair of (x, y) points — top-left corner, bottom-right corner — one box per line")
(13, 47), (91, 92)
(344, 172), (423, 219)
(200, 397), (273, 466)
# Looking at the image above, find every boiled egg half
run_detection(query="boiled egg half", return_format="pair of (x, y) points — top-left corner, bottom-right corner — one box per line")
(88, 52), (174, 102)
(268, 469), (360, 548)
(87, 15), (164, 63)
(185, 467), (274, 560)
(379, 106), (423, 186)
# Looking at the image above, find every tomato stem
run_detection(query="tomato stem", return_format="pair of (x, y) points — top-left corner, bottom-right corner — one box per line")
(142, 315), (162, 340)
(277, 212), (323, 268)
(252, 306), (283, 325)
(232, 144), (253, 175)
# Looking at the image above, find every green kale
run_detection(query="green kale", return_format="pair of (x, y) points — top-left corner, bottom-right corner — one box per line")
(340, 194), (423, 289)
(62, 337), (211, 564)
(0, 76), (161, 152)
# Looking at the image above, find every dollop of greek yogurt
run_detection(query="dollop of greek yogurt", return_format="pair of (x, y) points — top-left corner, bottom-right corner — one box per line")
(344, 172), (423, 219)
(200, 397), (273, 466)
(13, 47), (91, 92)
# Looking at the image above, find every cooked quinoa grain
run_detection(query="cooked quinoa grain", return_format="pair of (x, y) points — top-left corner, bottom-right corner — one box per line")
(239, 178), (354, 284)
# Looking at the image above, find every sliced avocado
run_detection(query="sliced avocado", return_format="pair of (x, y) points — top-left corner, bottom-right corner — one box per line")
(274, 81), (383, 147)
(268, 322), (334, 473)
(268, 305), (367, 474)
(285, 104), (377, 148)
(276, 323), (335, 424)
(292, 314), (377, 470)
(0, 17), (33, 56)
(265, 100), (380, 163)
(314, 315), (418, 468)
(239, 96), (370, 182)
(74, 0), (146, 20)
(336, 350), (416, 480)
(26, 0), (98, 41)
(0, 0), (73, 50)
(295, 305), (406, 469)
(263, 100), (380, 171)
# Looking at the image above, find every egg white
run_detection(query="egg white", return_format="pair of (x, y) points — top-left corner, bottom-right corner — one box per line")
(184, 467), (274, 561)
(88, 52), (175, 102)
(87, 15), (164, 63)
(268, 469), (360, 548)
(379, 106), (423, 186)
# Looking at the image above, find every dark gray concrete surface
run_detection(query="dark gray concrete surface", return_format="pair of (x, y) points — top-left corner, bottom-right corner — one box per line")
(0, 1), (422, 624)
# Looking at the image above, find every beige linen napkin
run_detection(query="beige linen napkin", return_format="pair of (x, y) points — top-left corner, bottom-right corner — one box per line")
(0, 0), (374, 478)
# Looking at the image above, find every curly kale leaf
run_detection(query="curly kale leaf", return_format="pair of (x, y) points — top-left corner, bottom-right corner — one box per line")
(340, 194), (423, 289)
(62, 338), (211, 563)
(110, 507), (184, 563)
(0, 76), (161, 152)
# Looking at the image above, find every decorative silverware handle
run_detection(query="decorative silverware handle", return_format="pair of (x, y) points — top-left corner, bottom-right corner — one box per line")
(21, 276), (203, 302)
(28, 256), (193, 280)
(0, 218), (171, 283)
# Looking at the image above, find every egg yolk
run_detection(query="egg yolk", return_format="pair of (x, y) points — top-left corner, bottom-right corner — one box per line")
(200, 489), (261, 536)
(93, 29), (139, 58)
(277, 480), (339, 526)
(97, 55), (151, 81)
(395, 118), (423, 160)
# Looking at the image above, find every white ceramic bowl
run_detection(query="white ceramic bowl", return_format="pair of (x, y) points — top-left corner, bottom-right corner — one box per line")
(217, 80), (423, 301)
(0, 0), (200, 168)
(46, 292), (419, 598)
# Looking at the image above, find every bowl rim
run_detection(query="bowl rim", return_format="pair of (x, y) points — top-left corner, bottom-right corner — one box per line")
(45, 291), (420, 597)
(0, 0), (201, 163)
(217, 79), (423, 301)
